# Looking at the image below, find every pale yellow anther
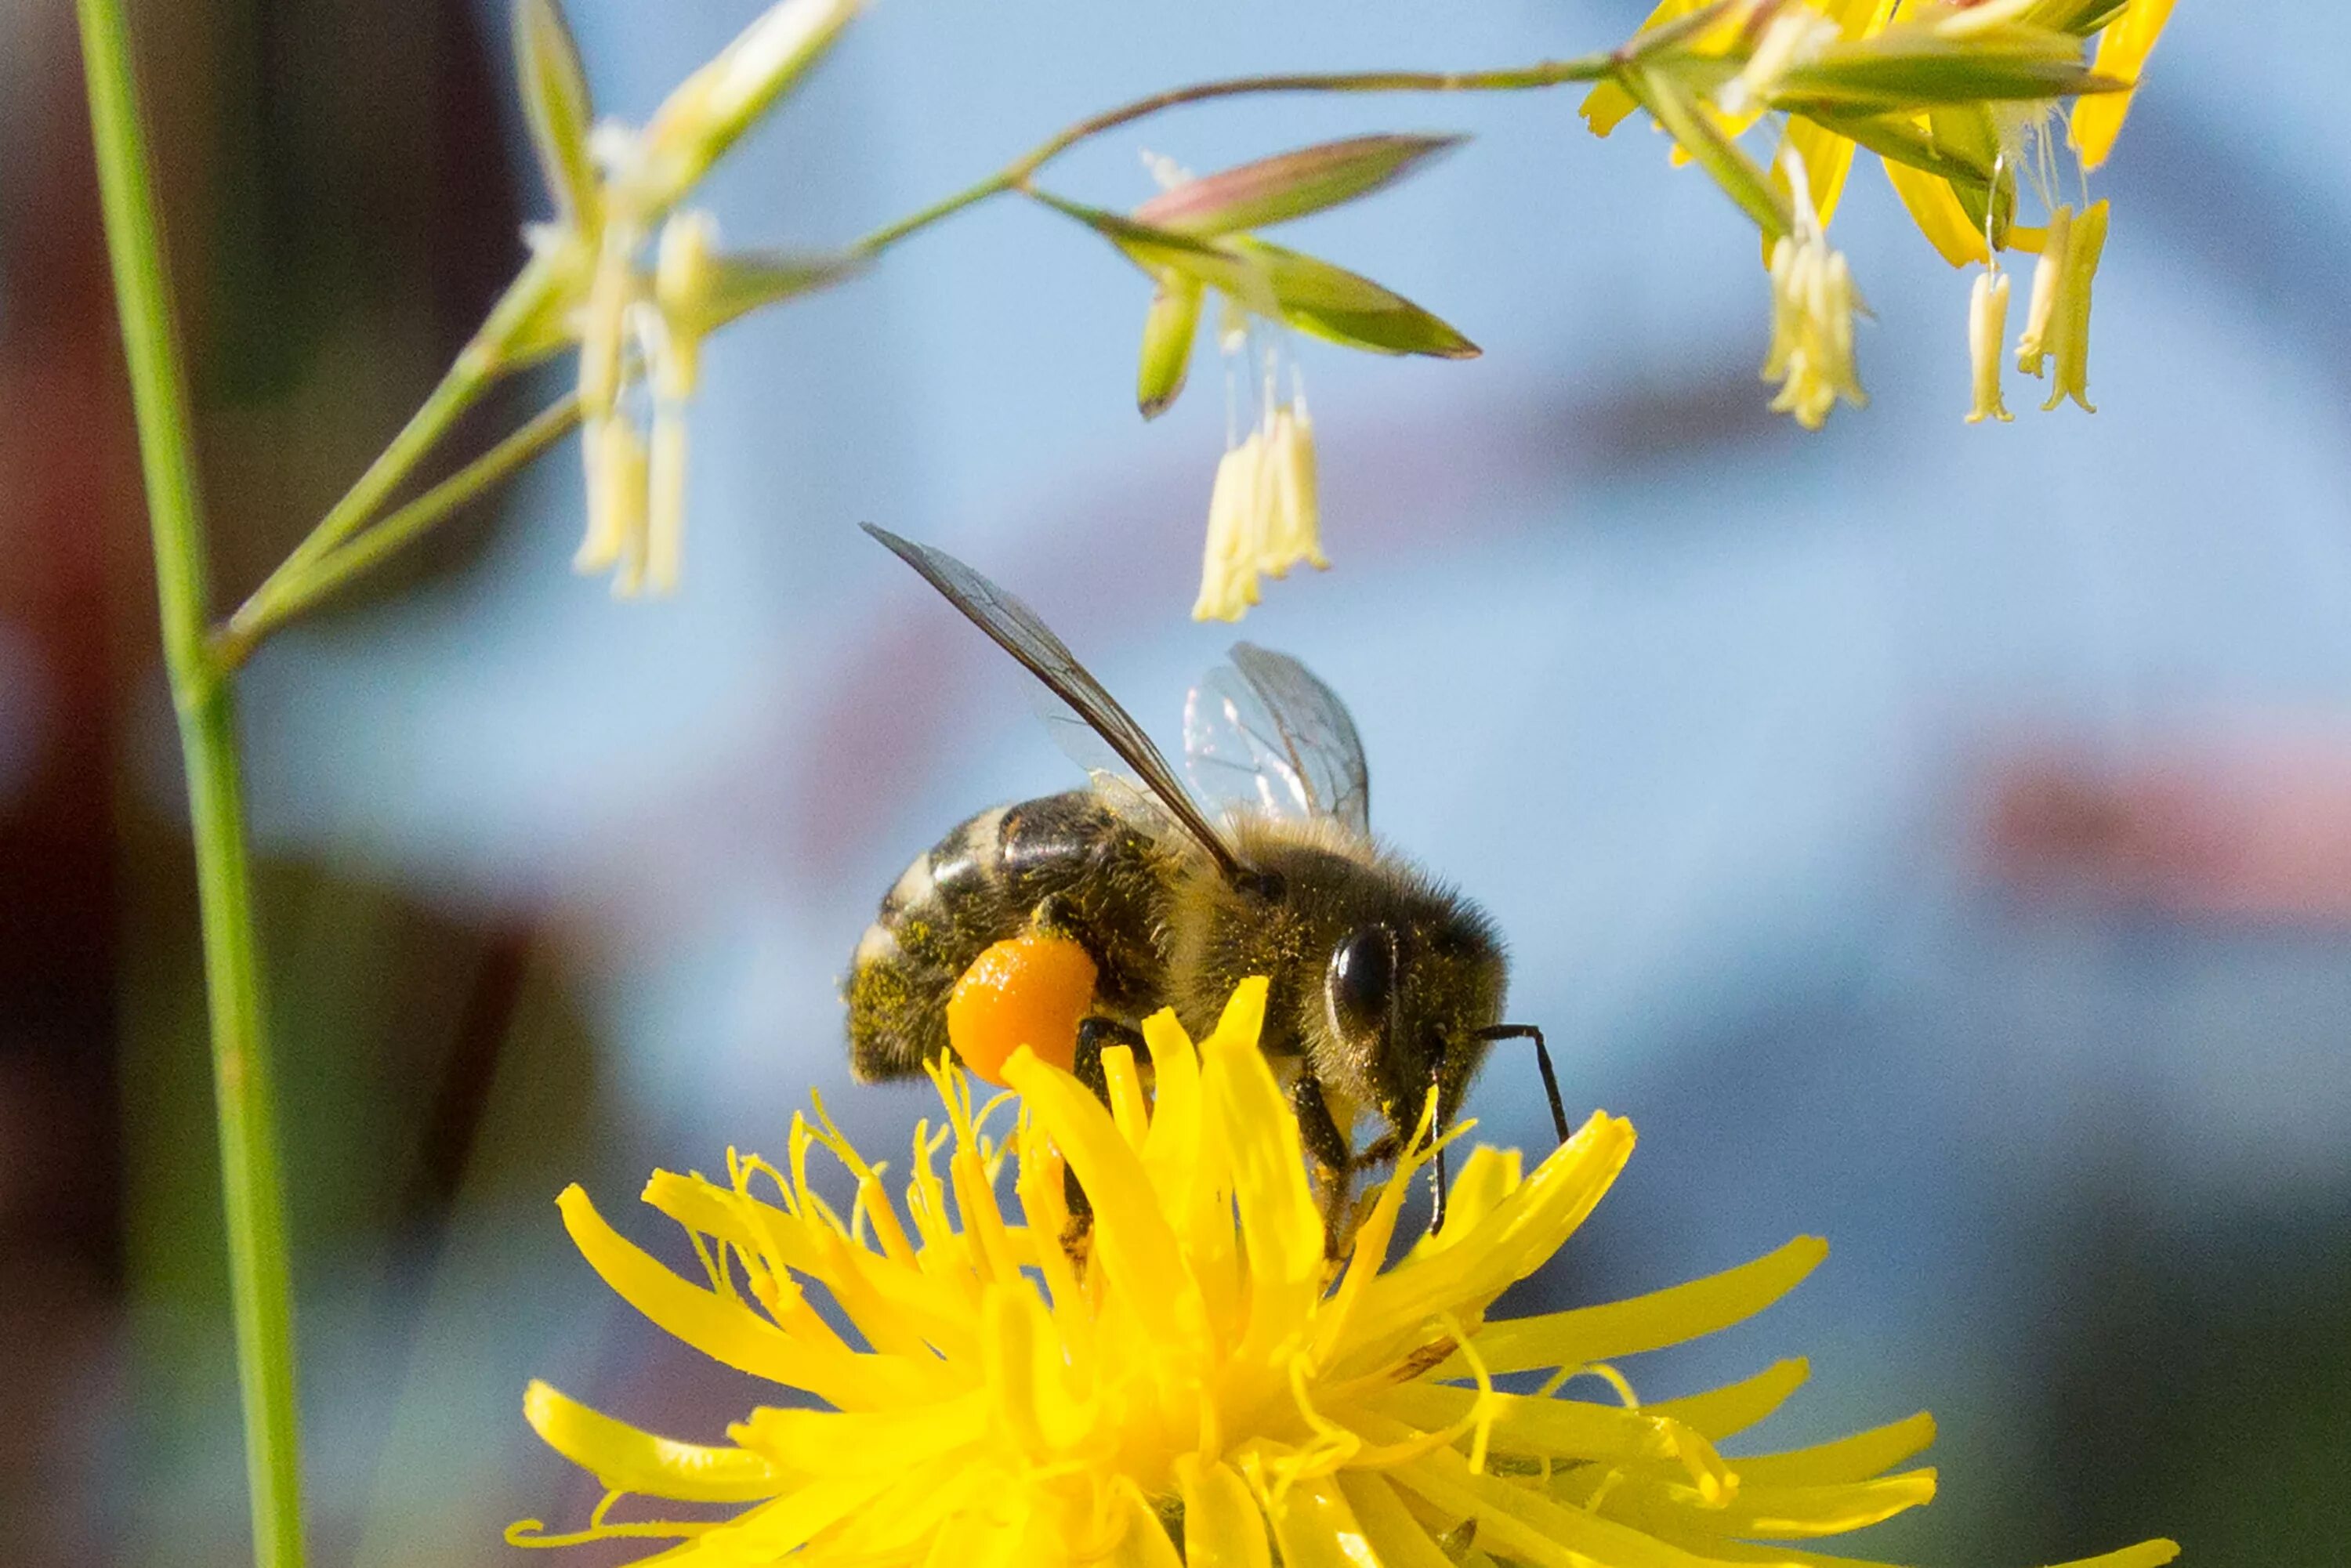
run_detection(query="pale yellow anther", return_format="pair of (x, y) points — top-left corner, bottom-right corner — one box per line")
(575, 225), (636, 420)
(1194, 344), (1326, 620)
(1195, 433), (1265, 622)
(1762, 228), (1867, 431)
(2041, 198), (2109, 413)
(1966, 269), (2013, 425)
(2016, 202), (2073, 376)
(577, 415), (649, 597)
(1258, 402), (1326, 579)
(654, 210), (718, 400)
(646, 410), (688, 596)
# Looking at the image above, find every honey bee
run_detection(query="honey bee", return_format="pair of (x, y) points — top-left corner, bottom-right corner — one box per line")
(846, 525), (1565, 1230)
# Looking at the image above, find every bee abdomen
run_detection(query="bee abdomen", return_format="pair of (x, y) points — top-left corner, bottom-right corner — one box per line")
(847, 791), (1155, 1082)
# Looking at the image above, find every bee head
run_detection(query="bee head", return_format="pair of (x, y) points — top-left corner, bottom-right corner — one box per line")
(1321, 907), (1506, 1145)
(1183, 819), (1509, 1153)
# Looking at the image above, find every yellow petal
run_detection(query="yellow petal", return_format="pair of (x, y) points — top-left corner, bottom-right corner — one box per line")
(1103, 1041), (1153, 1150)
(1882, 160), (1989, 268)
(1462, 1234), (1828, 1377)
(980, 1280), (1091, 1458)
(2045, 1544), (2183, 1568)
(1412, 1146), (1521, 1258)
(1357, 1114), (1634, 1363)
(1610, 1469), (1937, 1541)
(1333, 1470), (1455, 1568)
(1178, 1456), (1273, 1568)
(1262, 1472), (1379, 1568)
(1387, 1440), (1703, 1568)
(1139, 1006), (1204, 1201)
(1199, 982), (1324, 1360)
(730, 1392), (989, 1477)
(1645, 1357), (1810, 1441)
(523, 1381), (786, 1503)
(2071, 0), (2177, 171)
(686, 1470), (894, 1559)
(556, 1186), (923, 1410)
(1002, 1046), (1207, 1356)
(639, 1171), (821, 1274)
(813, 1464), (997, 1560)
(1110, 1489), (1185, 1568)
(1733, 1411), (1936, 1487)
(1579, 0), (1713, 136)
(1364, 1384), (1721, 1477)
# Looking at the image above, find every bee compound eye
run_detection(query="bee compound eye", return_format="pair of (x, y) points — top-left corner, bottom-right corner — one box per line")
(1328, 925), (1396, 1039)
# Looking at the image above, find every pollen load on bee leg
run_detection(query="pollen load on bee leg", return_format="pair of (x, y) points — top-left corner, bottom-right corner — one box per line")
(944, 931), (1097, 1085)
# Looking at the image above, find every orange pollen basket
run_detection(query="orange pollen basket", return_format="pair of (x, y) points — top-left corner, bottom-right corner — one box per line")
(943, 931), (1098, 1085)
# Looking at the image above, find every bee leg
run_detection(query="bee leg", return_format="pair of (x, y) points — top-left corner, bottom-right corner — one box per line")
(1289, 1075), (1360, 1258)
(1060, 1015), (1144, 1262)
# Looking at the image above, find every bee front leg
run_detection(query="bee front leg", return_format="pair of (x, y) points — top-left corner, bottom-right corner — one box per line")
(1289, 1075), (1360, 1258)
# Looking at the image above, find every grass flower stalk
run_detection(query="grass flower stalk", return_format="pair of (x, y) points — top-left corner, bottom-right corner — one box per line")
(75, 3), (304, 1567)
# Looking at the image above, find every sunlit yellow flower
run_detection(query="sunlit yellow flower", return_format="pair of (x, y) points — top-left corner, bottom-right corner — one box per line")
(513, 977), (2179, 1568)
(1966, 267), (2014, 424)
(2070, 0), (2176, 171)
(1581, 0), (2167, 276)
(1195, 349), (1324, 623)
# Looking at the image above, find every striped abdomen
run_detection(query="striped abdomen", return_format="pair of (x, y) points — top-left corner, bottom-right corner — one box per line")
(845, 790), (1174, 1082)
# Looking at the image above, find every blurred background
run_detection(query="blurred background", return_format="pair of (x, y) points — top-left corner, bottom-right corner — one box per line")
(3, 0), (2346, 1563)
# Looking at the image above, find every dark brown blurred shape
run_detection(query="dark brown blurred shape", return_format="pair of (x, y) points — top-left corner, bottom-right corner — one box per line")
(0, 2), (531, 1563)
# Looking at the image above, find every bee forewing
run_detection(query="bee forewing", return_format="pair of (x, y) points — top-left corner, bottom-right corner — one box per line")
(864, 523), (1250, 882)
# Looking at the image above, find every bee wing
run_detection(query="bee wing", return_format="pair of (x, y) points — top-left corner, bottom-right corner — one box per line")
(864, 524), (1252, 882)
(1185, 643), (1371, 836)
(1032, 695), (1203, 850)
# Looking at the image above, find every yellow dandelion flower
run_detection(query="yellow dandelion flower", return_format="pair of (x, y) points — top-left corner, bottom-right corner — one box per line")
(514, 977), (2180, 1568)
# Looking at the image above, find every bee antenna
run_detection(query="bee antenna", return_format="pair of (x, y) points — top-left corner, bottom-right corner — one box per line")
(1476, 1023), (1569, 1146)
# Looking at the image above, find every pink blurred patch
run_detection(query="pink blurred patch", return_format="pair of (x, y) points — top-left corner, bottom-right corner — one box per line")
(1982, 719), (2351, 922)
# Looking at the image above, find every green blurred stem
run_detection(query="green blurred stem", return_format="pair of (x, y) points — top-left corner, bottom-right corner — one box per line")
(76, 6), (306, 1568)
(230, 254), (563, 651)
(850, 55), (1616, 255)
(219, 393), (585, 661)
